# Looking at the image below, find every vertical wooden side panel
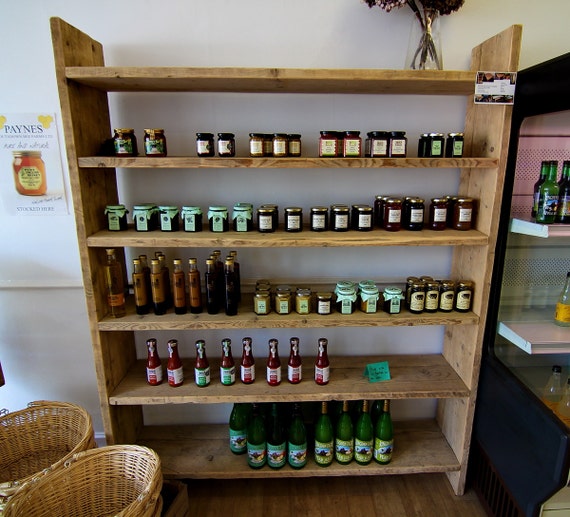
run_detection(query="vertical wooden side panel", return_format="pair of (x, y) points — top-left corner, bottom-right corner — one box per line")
(441, 24), (523, 495)
(50, 17), (141, 444)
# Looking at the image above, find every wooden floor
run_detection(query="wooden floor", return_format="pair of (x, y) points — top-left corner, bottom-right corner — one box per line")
(185, 474), (488, 517)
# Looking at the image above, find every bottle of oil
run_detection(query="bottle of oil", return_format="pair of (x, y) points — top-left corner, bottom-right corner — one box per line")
(104, 248), (126, 318)
(150, 258), (167, 315)
(172, 258), (187, 315)
(132, 258), (149, 315)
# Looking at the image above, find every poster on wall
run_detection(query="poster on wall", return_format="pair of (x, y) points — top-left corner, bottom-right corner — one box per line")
(0, 113), (68, 215)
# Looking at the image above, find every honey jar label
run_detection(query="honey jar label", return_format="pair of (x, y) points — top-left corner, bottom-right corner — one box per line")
(17, 166), (43, 191)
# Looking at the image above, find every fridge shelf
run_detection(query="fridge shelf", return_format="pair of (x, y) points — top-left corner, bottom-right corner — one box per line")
(509, 218), (570, 238)
(498, 320), (570, 354)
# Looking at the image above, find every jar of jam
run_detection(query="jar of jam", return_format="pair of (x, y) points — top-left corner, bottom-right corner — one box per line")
(105, 204), (129, 231)
(428, 198), (448, 231)
(133, 204), (158, 231)
(405, 276), (420, 309)
(232, 203), (253, 232)
(355, 205), (373, 231)
(254, 290), (271, 315)
(316, 292), (333, 315)
(446, 196), (458, 227)
(427, 133), (445, 157)
(288, 134), (302, 157)
(453, 197), (474, 230)
(260, 204), (279, 229)
(181, 206), (203, 232)
(208, 206), (229, 232)
(284, 207), (303, 232)
(336, 286), (357, 315)
(343, 131), (362, 157)
(367, 131), (389, 158)
(383, 197), (402, 231)
(439, 280), (455, 312)
(389, 131), (407, 157)
(424, 280), (440, 312)
(455, 281), (474, 312)
(373, 195), (386, 228)
(360, 285), (379, 313)
(336, 132), (345, 157)
(158, 205), (180, 232)
(295, 288), (312, 315)
(263, 134), (274, 156)
(249, 133), (265, 157)
(446, 132), (465, 158)
(331, 204), (350, 231)
(403, 197), (424, 231)
(143, 129), (167, 157)
(217, 133), (235, 157)
(12, 151), (47, 196)
(408, 280), (426, 314)
(257, 206), (276, 233)
(196, 133), (215, 157)
(273, 134), (288, 157)
(319, 131), (338, 157)
(310, 206), (329, 231)
(383, 286), (404, 314)
(417, 133), (430, 158)
(275, 285), (292, 315)
(113, 128), (137, 156)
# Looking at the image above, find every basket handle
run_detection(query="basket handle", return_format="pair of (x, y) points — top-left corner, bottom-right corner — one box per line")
(0, 408), (8, 417)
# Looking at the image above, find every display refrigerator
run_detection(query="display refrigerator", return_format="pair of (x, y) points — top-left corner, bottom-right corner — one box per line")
(471, 52), (570, 517)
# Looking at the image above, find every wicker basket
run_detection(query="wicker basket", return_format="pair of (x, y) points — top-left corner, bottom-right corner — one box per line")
(4, 444), (162, 517)
(0, 400), (95, 509)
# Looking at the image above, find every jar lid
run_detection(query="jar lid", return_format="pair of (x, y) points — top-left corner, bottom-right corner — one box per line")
(440, 280), (455, 287)
(105, 204), (126, 210)
(276, 285), (291, 292)
(359, 280), (376, 289)
(196, 132), (214, 138)
(429, 132), (445, 137)
(320, 131), (338, 137)
(384, 197), (402, 204)
(144, 128), (164, 133)
(296, 288), (311, 296)
(448, 132), (464, 137)
(273, 133), (288, 138)
(368, 131), (388, 138)
(217, 133), (235, 138)
(457, 280), (474, 288)
(420, 133), (430, 138)
(114, 128), (134, 133)
(182, 206), (203, 214)
(407, 198), (424, 204)
(316, 292), (332, 299)
(288, 134), (302, 139)
(431, 197), (448, 203)
(261, 203), (278, 209)
(390, 131), (406, 137)
(311, 206), (328, 212)
(133, 203), (156, 209)
(13, 150), (42, 157)
(257, 207), (274, 214)
(332, 205), (350, 212)
(357, 205), (373, 212)
(208, 205), (228, 211)
(456, 197), (474, 203)
(284, 206), (302, 213)
(345, 131), (361, 137)
(249, 133), (265, 138)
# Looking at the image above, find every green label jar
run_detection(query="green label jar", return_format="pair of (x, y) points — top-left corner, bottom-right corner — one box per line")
(181, 206), (203, 232)
(132, 204), (158, 231)
(104, 204), (129, 231)
(158, 205), (180, 231)
(208, 206), (229, 232)
(232, 204), (253, 232)
(382, 286), (404, 314)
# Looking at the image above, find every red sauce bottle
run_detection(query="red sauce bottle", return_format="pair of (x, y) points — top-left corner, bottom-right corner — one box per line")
(240, 337), (255, 384)
(287, 337), (302, 384)
(194, 339), (210, 387)
(266, 338), (282, 386)
(167, 339), (184, 387)
(315, 338), (330, 385)
(146, 338), (163, 386)
(220, 338), (236, 386)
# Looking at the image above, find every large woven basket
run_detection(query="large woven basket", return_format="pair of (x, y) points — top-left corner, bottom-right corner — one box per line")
(4, 444), (162, 517)
(0, 400), (95, 508)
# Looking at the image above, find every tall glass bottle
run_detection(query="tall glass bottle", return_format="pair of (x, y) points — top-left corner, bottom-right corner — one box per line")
(229, 402), (248, 455)
(532, 160), (549, 219)
(556, 162), (570, 223)
(166, 339), (183, 387)
(314, 337), (330, 385)
(205, 258), (219, 314)
(287, 403), (307, 469)
(314, 401), (334, 467)
(104, 248), (126, 318)
(542, 365), (563, 410)
(266, 403), (286, 469)
(536, 160), (559, 224)
(172, 258), (187, 315)
(354, 400), (374, 465)
(556, 378), (570, 426)
(229, 250), (241, 302)
(266, 338), (281, 386)
(555, 272), (570, 327)
(150, 258), (167, 315)
(224, 257), (238, 316)
(132, 258), (150, 315)
(212, 250), (225, 305)
(194, 339), (210, 387)
(374, 399), (393, 464)
(287, 337), (302, 384)
(240, 336), (255, 384)
(370, 399), (384, 427)
(187, 258), (203, 314)
(246, 403), (267, 469)
(139, 254), (153, 309)
(156, 252), (172, 309)
(335, 400), (354, 464)
(220, 338), (236, 386)
(145, 337), (162, 386)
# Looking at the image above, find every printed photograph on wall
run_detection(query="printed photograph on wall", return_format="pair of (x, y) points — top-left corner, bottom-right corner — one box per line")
(0, 113), (68, 215)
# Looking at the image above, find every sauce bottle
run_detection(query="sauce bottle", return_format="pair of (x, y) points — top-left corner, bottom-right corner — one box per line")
(266, 338), (282, 386)
(166, 339), (183, 387)
(145, 338), (162, 386)
(240, 337), (255, 384)
(287, 337), (302, 384)
(172, 258), (187, 315)
(220, 338), (236, 386)
(194, 339), (210, 387)
(187, 258), (203, 314)
(314, 337), (330, 385)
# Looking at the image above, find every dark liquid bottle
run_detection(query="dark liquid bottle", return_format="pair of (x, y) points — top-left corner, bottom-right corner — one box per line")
(229, 250), (241, 302)
(532, 161), (548, 219)
(132, 258), (150, 315)
(172, 258), (187, 315)
(188, 258), (203, 314)
(150, 258), (167, 315)
(205, 258), (220, 314)
(224, 257), (238, 316)
(556, 161), (570, 223)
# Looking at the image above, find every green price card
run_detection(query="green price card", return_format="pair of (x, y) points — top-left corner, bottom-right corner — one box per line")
(363, 361), (391, 383)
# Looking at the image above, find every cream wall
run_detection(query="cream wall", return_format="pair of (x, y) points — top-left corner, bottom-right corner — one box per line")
(0, 0), (568, 435)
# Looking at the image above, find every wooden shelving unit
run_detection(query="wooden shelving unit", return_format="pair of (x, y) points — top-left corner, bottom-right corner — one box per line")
(50, 17), (521, 495)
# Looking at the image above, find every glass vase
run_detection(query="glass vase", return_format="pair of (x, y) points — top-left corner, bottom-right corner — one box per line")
(405, 7), (443, 70)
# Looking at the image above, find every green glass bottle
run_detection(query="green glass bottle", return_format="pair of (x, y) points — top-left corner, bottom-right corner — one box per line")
(335, 400), (354, 464)
(370, 399), (384, 427)
(354, 400), (374, 465)
(556, 161), (570, 223)
(374, 399), (393, 464)
(532, 160), (549, 219)
(536, 160), (559, 224)
(266, 403), (286, 469)
(314, 401), (334, 467)
(246, 403), (266, 469)
(229, 403), (248, 455)
(287, 403), (307, 469)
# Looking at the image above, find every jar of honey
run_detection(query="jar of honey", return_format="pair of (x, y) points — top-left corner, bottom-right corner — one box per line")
(12, 151), (47, 196)
(196, 133), (215, 157)
(143, 129), (167, 156)
(272, 134), (288, 157)
(113, 128), (138, 156)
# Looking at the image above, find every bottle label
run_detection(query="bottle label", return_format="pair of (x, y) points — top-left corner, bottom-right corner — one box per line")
(559, 195), (570, 218)
(267, 366), (281, 384)
(240, 364), (255, 383)
(267, 442), (287, 468)
(314, 440), (334, 465)
(247, 442), (267, 468)
(146, 366), (162, 384)
(220, 365), (236, 385)
(108, 213), (121, 231)
(335, 438), (354, 462)
(555, 303), (570, 324)
(374, 438), (394, 462)
(296, 299), (310, 314)
(288, 442), (307, 468)
(195, 366), (210, 387)
(315, 365), (330, 384)
(229, 429), (247, 454)
(354, 438), (373, 463)
(288, 364), (302, 383)
(453, 141), (464, 156)
(167, 366), (184, 385)
(108, 292), (125, 307)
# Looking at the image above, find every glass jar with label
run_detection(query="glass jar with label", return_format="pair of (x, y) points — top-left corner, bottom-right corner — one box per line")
(133, 204), (158, 232)
(257, 206), (276, 233)
(427, 133), (445, 157)
(383, 286), (404, 314)
(405, 276), (420, 309)
(288, 134), (302, 157)
(360, 285), (379, 313)
(424, 280), (441, 312)
(383, 197), (402, 231)
(316, 292), (332, 315)
(260, 203), (279, 229)
(343, 131), (362, 157)
(319, 131), (338, 157)
(143, 129), (167, 157)
(455, 281), (474, 312)
(208, 206), (229, 232)
(273, 134), (288, 157)
(373, 195), (386, 228)
(428, 198), (448, 231)
(403, 197), (424, 231)
(295, 288), (312, 315)
(217, 133), (235, 157)
(389, 131), (407, 157)
(417, 133), (430, 157)
(196, 133), (215, 157)
(367, 131), (389, 158)
(452, 197), (474, 230)
(249, 133), (265, 157)
(335, 285), (357, 315)
(12, 151), (47, 196)
(310, 206), (329, 231)
(439, 280), (456, 312)
(113, 128), (138, 156)
(254, 289), (271, 315)
(445, 132), (464, 158)
(104, 204), (129, 231)
(355, 205), (373, 231)
(232, 203), (253, 232)
(263, 134), (274, 156)
(284, 206), (303, 232)
(275, 285), (292, 315)
(158, 205), (180, 231)
(408, 280), (426, 314)
(331, 204), (350, 232)
(181, 206), (203, 232)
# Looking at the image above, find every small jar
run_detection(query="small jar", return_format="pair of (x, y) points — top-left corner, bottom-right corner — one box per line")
(217, 133), (235, 157)
(232, 203), (253, 232)
(428, 198), (448, 231)
(367, 131), (389, 158)
(408, 280), (426, 314)
(208, 206), (229, 232)
(424, 280), (441, 313)
(143, 129), (167, 157)
(158, 205), (180, 232)
(343, 131), (362, 157)
(319, 131), (338, 157)
(249, 133), (265, 157)
(113, 128), (137, 156)
(355, 205), (373, 231)
(132, 204), (158, 232)
(257, 206), (276, 233)
(275, 285), (292, 315)
(196, 133), (215, 157)
(331, 204), (350, 232)
(455, 281), (474, 312)
(105, 204), (129, 231)
(310, 206), (329, 231)
(427, 133), (445, 158)
(452, 197), (474, 230)
(446, 132), (465, 158)
(405, 276), (420, 309)
(256, 279), (272, 291)
(295, 288), (312, 315)
(316, 292), (333, 315)
(260, 204), (279, 229)
(284, 207), (303, 232)
(417, 133), (430, 158)
(12, 151), (47, 196)
(263, 134), (274, 156)
(181, 206), (203, 232)
(254, 289), (271, 315)
(383, 286), (404, 314)
(439, 280), (456, 312)
(403, 197), (424, 231)
(273, 133), (289, 157)
(383, 197), (402, 231)
(336, 286), (357, 315)
(288, 134), (302, 157)
(389, 131), (407, 157)
(360, 285), (379, 313)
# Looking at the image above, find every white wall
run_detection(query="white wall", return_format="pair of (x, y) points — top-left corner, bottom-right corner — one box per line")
(0, 0), (568, 434)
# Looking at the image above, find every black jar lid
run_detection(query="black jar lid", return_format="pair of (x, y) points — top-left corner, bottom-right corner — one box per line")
(249, 133), (265, 138)
(390, 131), (406, 137)
(217, 132), (235, 138)
(273, 133), (288, 138)
(288, 134), (302, 139)
(368, 131), (389, 138)
(196, 132), (214, 138)
(344, 131), (361, 137)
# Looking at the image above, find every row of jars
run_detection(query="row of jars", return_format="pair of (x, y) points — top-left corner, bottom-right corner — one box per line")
(405, 276), (474, 313)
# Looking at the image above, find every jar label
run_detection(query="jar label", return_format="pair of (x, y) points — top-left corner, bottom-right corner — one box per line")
(240, 364), (255, 383)
(161, 214), (173, 231)
(218, 139), (234, 155)
(195, 366), (210, 386)
(387, 208), (401, 223)
(278, 300), (290, 314)
(212, 216), (224, 232)
(144, 139), (165, 155)
(137, 214), (149, 231)
(389, 297), (401, 313)
(18, 166), (43, 190)
(220, 365), (236, 385)
(167, 366), (184, 385)
(197, 140), (212, 155)
(425, 290), (440, 310)
(344, 139), (361, 156)
(267, 366), (281, 384)
(107, 213), (121, 231)
(362, 298), (377, 313)
(439, 291), (455, 311)
(458, 207), (472, 222)
(319, 139), (336, 157)
(373, 438), (393, 462)
(312, 214), (326, 229)
(452, 141), (464, 156)
(409, 209), (424, 223)
(289, 141), (301, 155)
(258, 214), (273, 230)
(410, 292), (425, 311)
(341, 299), (353, 314)
(335, 438), (354, 462)
(555, 303), (570, 323)
(358, 213), (372, 228)
(267, 442), (287, 468)
(430, 140), (443, 156)
(247, 442), (267, 467)
(114, 138), (133, 155)
(355, 438), (373, 464)
(288, 442), (307, 467)
(433, 207), (447, 222)
(296, 299), (310, 314)
(273, 140), (287, 156)
(317, 300), (331, 315)
(286, 214), (301, 230)
(229, 429), (247, 453)
(372, 140), (388, 156)
(146, 366), (163, 384)
(456, 291), (472, 310)
(314, 440), (333, 465)
(334, 213), (349, 229)
(288, 365), (302, 383)
(315, 365), (330, 383)
(250, 140), (263, 155)
(255, 298), (268, 314)
(390, 139), (406, 156)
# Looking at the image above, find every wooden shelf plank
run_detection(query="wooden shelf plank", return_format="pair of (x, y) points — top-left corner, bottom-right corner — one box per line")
(137, 420), (460, 479)
(78, 156), (498, 169)
(65, 67), (476, 95)
(87, 227), (488, 248)
(109, 354), (469, 405)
